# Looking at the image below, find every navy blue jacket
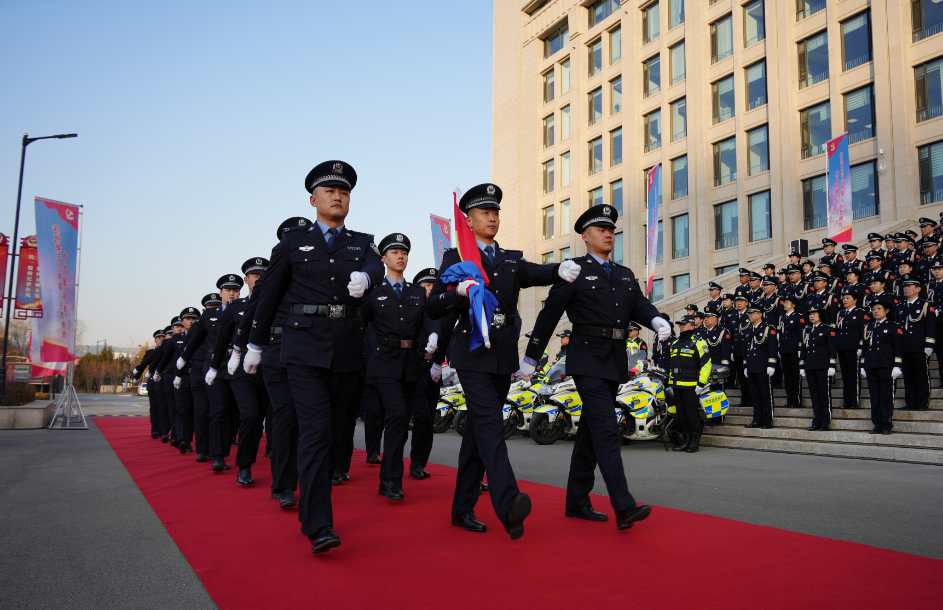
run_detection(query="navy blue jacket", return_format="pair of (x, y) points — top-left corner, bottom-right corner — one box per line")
(362, 279), (438, 381)
(894, 297), (937, 352)
(861, 319), (904, 369)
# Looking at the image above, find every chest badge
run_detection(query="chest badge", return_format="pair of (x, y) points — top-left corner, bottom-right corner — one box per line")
(299, 245), (314, 252)
(586, 275), (598, 281)
(210, 318), (218, 322)
(377, 296), (388, 300)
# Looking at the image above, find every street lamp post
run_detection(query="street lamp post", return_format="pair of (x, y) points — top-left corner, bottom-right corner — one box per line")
(96, 340), (105, 355)
(0, 132), (77, 395)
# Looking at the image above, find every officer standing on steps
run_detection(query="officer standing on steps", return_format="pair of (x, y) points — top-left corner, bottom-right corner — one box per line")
(841, 244), (864, 279)
(860, 296), (903, 435)
(807, 272), (841, 324)
(702, 310), (731, 368)
(729, 295), (751, 408)
(667, 315), (712, 453)
(927, 261), (943, 388)
(836, 290), (867, 409)
(427, 183), (586, 540)
(799, 306), (836, 431)
(705, 282), (722, 312)
(895, 274), (937, 411)
(523, 203), (662, 528)
(743, 302), (778, 429)
(820, 238), (844, 278)
(734, 269), (751, 300)
(245, 161), (384, 554)
(777, 295), (805, 409)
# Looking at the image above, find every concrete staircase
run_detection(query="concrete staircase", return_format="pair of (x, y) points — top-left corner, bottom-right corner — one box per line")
(702, 357), (943, 465)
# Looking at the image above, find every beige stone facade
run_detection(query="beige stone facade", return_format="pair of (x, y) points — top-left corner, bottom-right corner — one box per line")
(493, 0), (943, 336)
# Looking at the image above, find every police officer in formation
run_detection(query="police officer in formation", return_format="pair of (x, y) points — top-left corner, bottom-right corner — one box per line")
(835, 290), (867, 410)
(132, 329), (165, 438)
(729, 295), (751, 408)
(860, 296), (902, 434)
(705, 282), (722, 311)
(807, 272), (841, 324)
(918, 217), (939, 250)
(820, 238), (843, 278)
(666, 315), (711, 453)
(895, 274), (937, 411)
(777, 295), (804, 409)
(758, 278), (781, 327)
(841, 244), (864, 280)
(701, 310), (731, 369)
(170, 306), (201, 455)
(743, 302), (777, 429)
(799, 306), (836, 431)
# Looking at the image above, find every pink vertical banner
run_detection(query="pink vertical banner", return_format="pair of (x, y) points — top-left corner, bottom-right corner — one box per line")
(14, 236), (42, 318)
(34, 197), (79, 362)
(429, 214), (452, 267)
(0, 233), (8, 313)
(645, 164), (661, 294)
(826, 133), (852, 243)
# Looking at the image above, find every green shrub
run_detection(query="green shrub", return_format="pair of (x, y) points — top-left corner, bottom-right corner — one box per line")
(0, 382), (37, 406)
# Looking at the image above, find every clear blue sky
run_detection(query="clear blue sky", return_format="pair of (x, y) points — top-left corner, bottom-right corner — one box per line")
(0, 0), (495, 348)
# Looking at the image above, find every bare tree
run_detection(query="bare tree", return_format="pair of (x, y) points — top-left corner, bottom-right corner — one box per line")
(74, 319), (88, 354)
(2, 319), (31, 358)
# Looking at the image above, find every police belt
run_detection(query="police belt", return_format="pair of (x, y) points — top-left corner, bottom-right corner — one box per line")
(290, 304), (361, 319)
(189, 360), (204, 372)
(377, 335), (417, 349)
(572, 323), (628, 341)
(460, 312), (509, 328)
(270, 326), (282, 335)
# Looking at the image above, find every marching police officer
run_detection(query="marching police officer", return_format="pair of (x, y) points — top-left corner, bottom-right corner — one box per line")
(778, 295), (805, 408)
(836, 290), (867, 410)
(841, 244), (865, 279)
(174, 295), (220, 462)
(895, 274), (937, 411)
(171, 306), (200, 454)
(820, 238), (843, 278)
(705, 282), (722, 311)
(806, 272), (841, 325)
(666, 315), (711, 453)
(524, 203), (661, 529)
(743, 302), (778, 429)
(132, 330), (165, 438)
(157, 317), (185, 447)
(150, 326), (173, 442)
(860, 296), (903, 434)
(799, 306), (836, 430)
(729, 295), (751, 407)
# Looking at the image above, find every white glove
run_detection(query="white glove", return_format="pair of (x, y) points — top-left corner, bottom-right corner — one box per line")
(799, 369), (806, 378)
(430, 363), (442, 382)
(925, 347), (934, 357)
(857, 349), (862, 357)
(153, 371), (161, 382)
(205, 368), (217, 386)
(651, 316), (672, 341)
(347, 271), (369, 298)
(827, 367), (835, 377)
(144, 370), (151, 381)
(457, 279), (478, 298)
(860, 368), (867, 378)
(558, 259), (580, 283)
(243, 346), (262, 375)
(425, 332), (438, 354)
(173, 376), (182, 389)
(695, 384), (707, 395)
(228, 350), (242, 376)
(132, 368), (139, 376)
(744, 367), (749, 376)
(176, 357), (186, 370)
(767, 367), (776, 376)
(891, 366), (902, 379)
(516, 361), (536, 381)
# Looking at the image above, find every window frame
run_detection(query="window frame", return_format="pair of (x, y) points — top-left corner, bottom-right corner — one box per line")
(542, 113), (555, 149)
(588, 38), (603, 77)
(841, 11), (872, 72)
(745, 60), (767, 111)
(644, 109), (663, 153)
(542, 159), (555, 195)
(713, 200), (740, 250)
(643, 2), (660, 45)
(743, 0), (765, 48)
(588, 87), (603, 126)
(671, 213), (689, 259)
(671, 97), (687, 142)
(748, 190), (772, 242)
(710, 13), (734, 64)
(643, 54), (661, 99)
(713, 136), (738, 186)
(542, 68), (555, 104)
(610, 127), (623, 166)
(798, 30), (829, 90)
(541, 204), (555, 240)
(670, 41), (686, 86)
(712, 75), (736, 125)
(747, 124), (770, 176)
(588, 137), (603, 175)
(844, 84), (875, 145)
(671, 155), (688, 200)
(544, 21), (570, 58)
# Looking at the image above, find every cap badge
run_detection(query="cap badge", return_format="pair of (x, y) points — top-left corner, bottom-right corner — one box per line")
(299, 246), (314, 252)
(256, 258), (262, 264)
(333, 162), (343, 173)
(298, 219), (306, 225)
(603, 206), (611, 217)
(396, 234), (403, 241)
(430, 269), (435, 275)
(228, 275), (235, 281)
(486, 185), (495, 195)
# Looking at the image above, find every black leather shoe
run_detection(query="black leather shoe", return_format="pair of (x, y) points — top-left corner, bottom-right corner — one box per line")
(422, 467), (431, 478)
(366, 453), (381, 464)
(278, 489), (297, 509)
(178, 441), (190, 454)
(339, 472), (350, 482)
(806, 425), (819, 431)
(385, 478), (404, 501)
(310, 526), (341, 554)
(504, 493), (531, 540)
(819, 425), (830, 431)
(616, 504), (652, 531)
(451, 511), (487, 532)
(479, 482), (489, 492)
(264, 448), (271, 458)
(160, 435), (169, 443)
(211, 457), (226, 471)
(409, 465), (425, 480)
(270, 490), (279, 500)
(170, 439), (180, 448)
(869, 426), (882, 434)
(565, 505), (609, 521)
(685, 431), (701, 453)
(671, 432), (690, 452)
(881, 429), (893, 435)
(378, 480), (388, 496)
(744, 423), (759, 429)
(331, 472), (342, 485)
(237, 468), (253, 486)
(195, 452), (208, 462)
(151, 432), (159, 439)
(222, 462), (231, 471)
(760, 424), (774, 429)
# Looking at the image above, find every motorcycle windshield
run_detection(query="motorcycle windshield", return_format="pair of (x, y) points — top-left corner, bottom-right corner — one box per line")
(626, 347), (645, 373)
(543, 358), (566, 382)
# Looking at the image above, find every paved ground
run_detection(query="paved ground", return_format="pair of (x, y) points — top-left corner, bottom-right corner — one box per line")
(74, 393), (150, 417)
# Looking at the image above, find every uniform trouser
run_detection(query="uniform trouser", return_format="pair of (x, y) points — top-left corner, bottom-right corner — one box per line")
(262, 364), (298, 492)
(410, 365), (440, 467)
(174, 376), (194, 444)
(866, 367), (895, 430)
(806, 369), (831, 428)
(566, 376), (636, 514)
(901, 352), (931, 408)
(746, 372), (773, 426)
(191, 373), (211, 454)
(337, 372), (365, 475)
(207, 374), (234, 458)
(164, 375), (178, 441)
(734, 354), (751, 405)
(673, 386), (701, 433)
(451, 370), (518, 526)
(231, 374), (272, 468)
(376, 377), (418, 481)
(153, 383), (170, 437)
(362, 377), (385, 457)
(781, 352), (801, 406)
(285, 364), (360, 536)
(837, 350), (860, 408)
(146, 383), (159, 434)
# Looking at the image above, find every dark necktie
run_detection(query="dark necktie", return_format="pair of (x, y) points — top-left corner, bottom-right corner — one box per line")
(326, 227), (338, 249)
(602, 260), (612, 279)
(394, 282), (402, 299)
(484, 245), (495, 266)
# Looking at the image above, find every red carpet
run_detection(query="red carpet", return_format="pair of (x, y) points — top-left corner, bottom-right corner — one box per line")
(98, 418), (942, 609)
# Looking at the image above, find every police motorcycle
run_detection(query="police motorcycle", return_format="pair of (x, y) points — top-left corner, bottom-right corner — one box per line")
(434, 368), (465, 434)
(528, 358), (583, 445)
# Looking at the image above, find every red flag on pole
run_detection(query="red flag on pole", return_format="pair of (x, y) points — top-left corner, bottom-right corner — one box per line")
(452, 188), (489, 285)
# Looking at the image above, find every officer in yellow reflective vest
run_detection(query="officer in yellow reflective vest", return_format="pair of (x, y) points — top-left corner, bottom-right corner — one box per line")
(667, 315), (712, 453)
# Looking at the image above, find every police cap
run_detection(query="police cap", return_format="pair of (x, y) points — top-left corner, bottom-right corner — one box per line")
(171, 316), (183, 327)
(684, 303), (698, 311)
(459, 183), (502, 213)
(675, 315), (696, 325)
(242, 257), (268, 276)
(900, 274), (923, 287)
(933, 261), (943, 270)
(905, 229), (919, 239)
(868, 274), (887, 284)
(164, 326), (173, 335)
(708, 282), (722, 291)
(217, 274), (244, 291)
(180, 306), (200, 320)
(923, 236), (940, 247)
(871, 295), (895, 310)
(762, 278), (776, 286)
(379, 233), (411, 254)
(557, 328), (573, 337)
(920, 217), (938, 227)
(865, 252), (884, 262)
(703, 309), (718, 318)
(722, 293), (735, 300)
(734, 294), (749, 302)
(807, 304), (826, 316)
(763, 263), (776, 271)
(822, 238), (837, 247)
(846, 267), (860, 277)
(202, 293), (222, 307)
(305, 160), (357, 193)
(812, 273), (830, 283)
(738, 268), (750, 276)
(277, 217), (311, 240)
(152, 329), (165, 339)
(693, 311), (705, 319)
(786, 264), (802, 273)
(840, 289), (859, 300)
(842, 244), (858, 252)
(745, 302), (763, 314)
(412, 267), (438, 284)
(575, 204), (618, 233)
(868, 232), (884, 242)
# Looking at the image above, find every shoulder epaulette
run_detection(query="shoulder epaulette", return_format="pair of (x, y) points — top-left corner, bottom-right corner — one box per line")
(283, 225), (307, 234)
(347, 229), (374, 238)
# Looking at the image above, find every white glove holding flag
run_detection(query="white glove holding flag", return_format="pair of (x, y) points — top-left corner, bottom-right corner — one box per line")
(173, 376), (182, 389)
(651, 316), (672, 341)
(228, 350), (242, 376)
(243, 347), (262, 375)
(558, 260), (580, 283)
(767, 367), (776, 376)
(425, 333), (438, 354)
(800, 369), (806, 378)
(892, 367), (902, 379)
(430, 363), (442, 383)
(347, 271), (369, 298)
(205, 368), (217, 386)
(516, 360), (536, 381)
(176, 357), (186, 370)
(457, 279), (478, 298)
(827, 367), (836, 377)
(925, 347), (934, 358)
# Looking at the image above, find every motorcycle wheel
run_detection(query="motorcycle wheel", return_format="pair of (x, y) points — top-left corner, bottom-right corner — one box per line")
(529, 413), (564, 445)
(503, 412), (517, 440)
(433, 410), (453, 433)
(453, 411), (467, 436)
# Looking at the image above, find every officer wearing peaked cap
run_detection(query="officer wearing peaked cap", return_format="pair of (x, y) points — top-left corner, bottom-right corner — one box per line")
(820, 238), (844, 279)
(841, 244), (864, 280)
(525, 203), (659, 528)
(157, 316), (186, 446)
(895, 274), (936, 411)
(734, 268), (751, 301)
(625, 323), (646, 359)
(133, 330), (165, 439)
(729, 295), (751, 407)
(744, 301), (778, 429)
(667, 315), (712, 452)
(836, 289), (867, 410)
(245, 161), (383, 553)
(169, 307), (201, 454)
(799, 304), (837, 430)
(705, 282), (722, 312)
(758, 277), (781, 328)
(778, 295), (805, 408)
(149, 325), (175, 442)
(861, 295), (903, 434)
(918, 217), (939, 250)
(747, 273), (763, 303)
(807, 273), (841, 324)
(918, 236), (942, 284)
(866, 232), (887, 268)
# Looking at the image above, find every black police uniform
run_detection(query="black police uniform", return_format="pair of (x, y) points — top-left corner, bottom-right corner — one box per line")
(157, 322), (185, 445)
(917, 251), (942, 284)
(183, 296), (221, 459)
(733, 281), (751, 301)
(729, 307), (751, 406)
(758, 291), (781, 327)
(842, 281), (868, 303)
(836, 304), (867, 409)
(863, 289), (896, 322)
(895, 286), (937, 410)
(861, 315), (903, 432)
(361, 325), (385, 461)
(149, 329), (173, 440)
(132, 338), (160, 437)
(778, 308), (805, 408)
(744, 318), (778, 427)
(927, 275), (943, 367)
(786, 280), (810, 315)
(171, 307), (201, 453)
(705, 296), (722, 312)
(652, 332), (674, 369)
(806, 287), (841, 325)
(800, 321), (837, 429)
(702, 322), (731, 367)
(841, 255), (865, 280)
(820, 250), (843, 279)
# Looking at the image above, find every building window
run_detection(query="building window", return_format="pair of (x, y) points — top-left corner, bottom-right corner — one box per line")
(713, 137), (737, 186)
(542, 205), (555, 240)
(589, 39), (603, 77)
(670, 42), (685, 85)
(711, 15), (733, 64)
(611, 76), (623, 114)
(542, 159), (555, 194)
(918, 141), (943, 205)
(561, 151), (571, 187)
(798, 31), (829, 89)
(643, 54), (661, 98)
(611, 179), (624, 215)
(851, 161), (879, 219)
(589, 186), (603, 207)
(644, 110), (662, 153)
(916, 58), (943, 123)
(748, 125), (769, 175)
(714, 200), (739, 249)
(544, 22), (570, 58)
(913, 0), (943, 42)
(744, 0), (765, 47)
(562, 105), (571, 140)
(716, 264), (738, 276)
(611, 27), (622, 63)
(560, 199), (571, 233)
(800, 102), (831, 159)
(614, 232), (624, 264)
(748, 191), (771, 242)
(842, 12), (871, 71)
(671, 98), (686, 141)
(670, 0), (684, 29)
(644, 220), (664, 263)
(673, 274), (690, 293)
(589, 0), (619, 28)
(802, 175), (827, 230)
(712, 75), (735, 124)
(542, 69), (555, 104)
(746, 61), (767, 110)
(560, 246), (571, 260)
(611, 128), (623, 166)
(588, 137), (603, 174)
(643, 3), (660, 45)
(588, 87), (603, 125)
(797, 0), (826, 22)
(542, 114), (555, 149)
(845, 85), (875, 145)
(541, 252), (555, 264)
(672, 214), (689, 259)
(651, 278), (664, 302)
(672, 156), (688, 199)
(561, 58), (571, 93)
